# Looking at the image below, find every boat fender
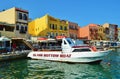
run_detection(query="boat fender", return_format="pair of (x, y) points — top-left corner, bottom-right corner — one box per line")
(91, 46), (97, 52)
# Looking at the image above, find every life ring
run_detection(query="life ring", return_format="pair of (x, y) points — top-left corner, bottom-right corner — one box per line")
(91, 46), (97, 52)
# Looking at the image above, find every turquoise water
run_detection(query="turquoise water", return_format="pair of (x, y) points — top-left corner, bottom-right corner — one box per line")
(0, 49), (120, 79)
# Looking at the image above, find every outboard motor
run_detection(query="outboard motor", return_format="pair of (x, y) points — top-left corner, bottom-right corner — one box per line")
(61, 38), (75, 53)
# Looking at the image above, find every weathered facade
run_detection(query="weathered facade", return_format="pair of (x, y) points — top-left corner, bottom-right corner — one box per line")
(0, 7), (29, 38)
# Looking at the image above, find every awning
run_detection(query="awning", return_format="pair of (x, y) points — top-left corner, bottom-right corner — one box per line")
(37, 37), (56, 42)
(56, 36), (67, 40)
(47, 38), (57, 42)
(0, 36), (11, 41)
(37, 37), (48, 40)
(37, 37), (48, 42)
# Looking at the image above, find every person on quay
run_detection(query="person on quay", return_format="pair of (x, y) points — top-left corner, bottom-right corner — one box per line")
(12, 42), (16, 54)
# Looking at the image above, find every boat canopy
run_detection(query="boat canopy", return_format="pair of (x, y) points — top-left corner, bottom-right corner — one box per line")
(0, 36), (11, 41)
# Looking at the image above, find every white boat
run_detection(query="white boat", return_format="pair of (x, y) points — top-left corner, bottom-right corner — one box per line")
(27, 38), (111, 63)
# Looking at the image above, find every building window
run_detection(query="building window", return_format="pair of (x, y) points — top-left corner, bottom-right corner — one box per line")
(50, 24), (55, 30)
(0, 26), (4, 30)
(60, 33), (62, 36)
(47, 32), (50, 38)
(19, 13), (22, 19)
(25, 26), (27, 31)
(21, 26), (24, 30)
(56, 33), (58, 36)
(49, 24), (52, 29)
(64, 26), (67, 31)
(52, 24), (54, 30)
(60, 26), (63, 30)
(75, 26), (78, 30)
(52, 32), (54, 37)
(70, 26), (72, 29)
(62, 33), (65, 36)
(16, 25), (19, 30)
(23, 14), (27, 20)
(50, 32), (54, 38)
(20, 26), (26, 33)
(55, 24), (57, 30)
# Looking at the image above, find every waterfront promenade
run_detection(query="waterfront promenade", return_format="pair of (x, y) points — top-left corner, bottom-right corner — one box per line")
(0, 36), (33, 61)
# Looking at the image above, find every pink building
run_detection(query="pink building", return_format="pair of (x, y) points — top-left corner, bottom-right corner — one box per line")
(78, 24), (99, 40)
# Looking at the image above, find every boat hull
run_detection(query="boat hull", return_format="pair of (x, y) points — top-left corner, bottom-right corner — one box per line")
(27, 50), (111, 63)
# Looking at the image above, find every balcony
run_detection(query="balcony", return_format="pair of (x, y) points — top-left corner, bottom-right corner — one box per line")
(19, 29), (26, 34)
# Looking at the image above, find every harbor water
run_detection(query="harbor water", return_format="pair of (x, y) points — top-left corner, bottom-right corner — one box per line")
(0, 49), (120, 79)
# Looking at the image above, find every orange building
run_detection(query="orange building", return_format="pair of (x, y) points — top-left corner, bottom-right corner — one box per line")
(78, 24), (99, 40)
(68, 22), (79, 39)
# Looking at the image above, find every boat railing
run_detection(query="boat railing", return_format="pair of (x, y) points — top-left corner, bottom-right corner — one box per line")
(39, 46), (62, 51)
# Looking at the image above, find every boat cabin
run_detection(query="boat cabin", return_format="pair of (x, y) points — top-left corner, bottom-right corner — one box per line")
(62, 38), (94, 53)
(32, 37), (95, 52)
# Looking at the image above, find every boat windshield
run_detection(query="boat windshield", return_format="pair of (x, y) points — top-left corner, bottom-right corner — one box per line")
(66, 39), (74, 45)
(72, 48), (91, 52)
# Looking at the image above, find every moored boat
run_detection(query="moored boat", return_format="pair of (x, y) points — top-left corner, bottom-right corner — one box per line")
(27, 38), (111, 63)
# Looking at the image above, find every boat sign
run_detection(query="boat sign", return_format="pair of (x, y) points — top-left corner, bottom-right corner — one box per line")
(33, 53), (71, 58)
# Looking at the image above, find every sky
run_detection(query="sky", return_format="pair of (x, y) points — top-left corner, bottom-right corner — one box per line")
(0, 0), (120, 27)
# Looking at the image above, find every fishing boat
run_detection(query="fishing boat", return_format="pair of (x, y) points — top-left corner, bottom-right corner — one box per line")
(27, 38), (111, 63)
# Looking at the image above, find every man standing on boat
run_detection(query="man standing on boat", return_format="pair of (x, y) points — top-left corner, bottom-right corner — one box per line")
(12, 42), (16, 54)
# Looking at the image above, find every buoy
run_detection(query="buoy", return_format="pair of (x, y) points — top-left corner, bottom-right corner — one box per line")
(107, 62), (111, 66)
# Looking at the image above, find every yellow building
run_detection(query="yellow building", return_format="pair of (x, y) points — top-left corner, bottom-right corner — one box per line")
(0, 7), (29, 38)
(97, 25), (107, 40)
(28, 14), (69, 38)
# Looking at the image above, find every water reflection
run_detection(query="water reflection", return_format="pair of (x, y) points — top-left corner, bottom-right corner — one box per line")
(102, 49), (120, 79)
(27, 60), (112, 79)
(109, 49), (120, 79)
(0, 59), (28, 79)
